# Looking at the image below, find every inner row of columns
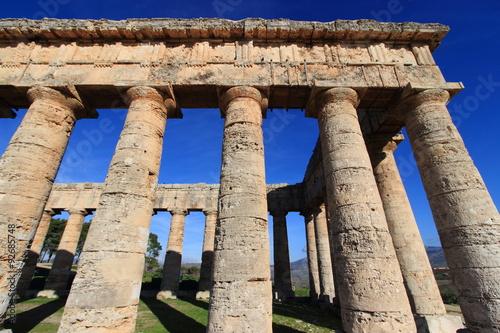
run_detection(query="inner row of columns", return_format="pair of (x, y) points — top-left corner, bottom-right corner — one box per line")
(0, 85), (497, 333)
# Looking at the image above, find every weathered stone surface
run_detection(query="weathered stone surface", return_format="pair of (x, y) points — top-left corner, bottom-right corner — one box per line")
(38, 209), (88, 298)
(208, 86), (272, 333)
(44, 183), (304, 213)
(302, 210), (321, 300)
(0, 19), (459, 112)
(16, 209), (56, 296)
(58, 86), (172, 332)
(400, 89), (500, 333)
(312, 204), (335, 302)
(198, 209), (217, 293)
(158, 208), (189, 299)
(0, 86), (84, 323)
(369, 137), (446, 317)
(316, 87), (416, 332)
(271, 211), (294, 300)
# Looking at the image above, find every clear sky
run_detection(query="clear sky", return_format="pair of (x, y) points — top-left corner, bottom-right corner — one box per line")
(1, 0), (499, 264)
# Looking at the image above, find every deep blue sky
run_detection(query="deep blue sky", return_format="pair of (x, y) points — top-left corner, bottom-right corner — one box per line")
(1, 0), (499, 264)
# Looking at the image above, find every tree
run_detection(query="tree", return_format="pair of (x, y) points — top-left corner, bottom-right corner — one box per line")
(145, 232), (162, 272)
(40, 218), (66, 263)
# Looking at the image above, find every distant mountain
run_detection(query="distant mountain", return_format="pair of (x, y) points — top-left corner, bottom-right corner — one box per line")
(282, 246), (447, 287)
(425, 246), (447, 268)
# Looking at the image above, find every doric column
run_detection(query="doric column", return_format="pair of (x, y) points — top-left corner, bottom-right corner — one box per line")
(17, 209), (57, 296)
(312, 203), (335, 302)
(197, 209), (218, 296)
(158, 207), (189, 299)
(39, 209), (88, 298)
(208, 86), (272, 333)
(302, 210), (320, 300)
(59, 86), (173, 332)
(271, 211), (294, 300)
(0, 86), (86, 320)
(369, 139), (447, 315)
(400, 89), (500, 332)
(314, 87), (416, 332)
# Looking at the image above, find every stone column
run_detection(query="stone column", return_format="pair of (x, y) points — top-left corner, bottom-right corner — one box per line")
(208, 86), (272, 333)
(197, 209), (217, 298)
(400, 89), (500, 333)
(271, 211), (294, 300)
(312, 203), (335, 303)
(17, 209), (57, 296)
(369, 138), (464, 331)
(158, 208), (189, 299)
(0, 86), (85, 320)
(59, 86), (173, 332)
(38, 209), (88, 298)
(302, 210), (320, 300)
(314, 87), (416, 332)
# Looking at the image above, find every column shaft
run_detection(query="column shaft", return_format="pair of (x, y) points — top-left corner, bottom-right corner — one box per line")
(59, 86), (172, 332)
(272, 211), (294, 300)
(402, 89), (500, 332)
(17, 209), (57, 296)
(303, 211), (321, 300)
(0, 86), (83, 319)
(39, 209), (88, 298)
(312, 204), (335, 302)
(198, 210), (217, 292)
(316, 88), (415, 332)
(158, 208), (188, 298)
(208, 86), (272, 333)
(370, 139), (446, 316)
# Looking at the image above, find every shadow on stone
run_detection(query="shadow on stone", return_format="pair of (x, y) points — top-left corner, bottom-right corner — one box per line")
(5, 297), (66, 333)
(141, 297), (206, 333)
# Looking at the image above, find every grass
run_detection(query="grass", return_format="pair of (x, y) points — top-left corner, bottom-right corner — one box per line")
(6, 297), (341, 333)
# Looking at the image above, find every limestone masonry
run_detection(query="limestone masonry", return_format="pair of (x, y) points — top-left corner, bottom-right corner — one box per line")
(0, 18), (498, 333)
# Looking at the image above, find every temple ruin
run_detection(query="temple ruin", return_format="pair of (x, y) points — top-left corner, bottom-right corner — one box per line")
(0, 18), (498, 333)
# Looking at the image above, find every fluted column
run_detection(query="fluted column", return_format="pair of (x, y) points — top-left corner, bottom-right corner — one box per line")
(158, 208), (189, 299)
(39, 209), (88, 298)
(197, 209), (217, 296)
(59, 86), (173, 332)
(369, 138), (447, 315)
(0, 86), (86, 321)
(302, 210), (320, 300)
(271, 211), (294, 300)
(400, 89), (500, 333)
(17, 209), (57, 296)
(315, 87), (416, 332)
(312, 204), (335, 302)
(208, 86), (272, 333)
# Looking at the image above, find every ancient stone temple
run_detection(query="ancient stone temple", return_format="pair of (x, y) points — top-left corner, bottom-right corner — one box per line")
(0, 18), (498, 333)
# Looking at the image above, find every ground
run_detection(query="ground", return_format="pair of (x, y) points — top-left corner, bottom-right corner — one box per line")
(6, 297), (343, 333)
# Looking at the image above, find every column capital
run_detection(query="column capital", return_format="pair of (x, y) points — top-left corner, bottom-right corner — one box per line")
(43, 208), (57, 217)
(202, 209), (218, 217)
(124, 86), (175, 107)
(366, 134), (404, 157)
(306, 87), (359, 118)
(218, 86), (268, 116)
(396, 88), (450, 120)
(27, 85), (88, 119)
(169, 207), (189, 216)
(270, 211), (287, 218)
(65, 208), (89, 216)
